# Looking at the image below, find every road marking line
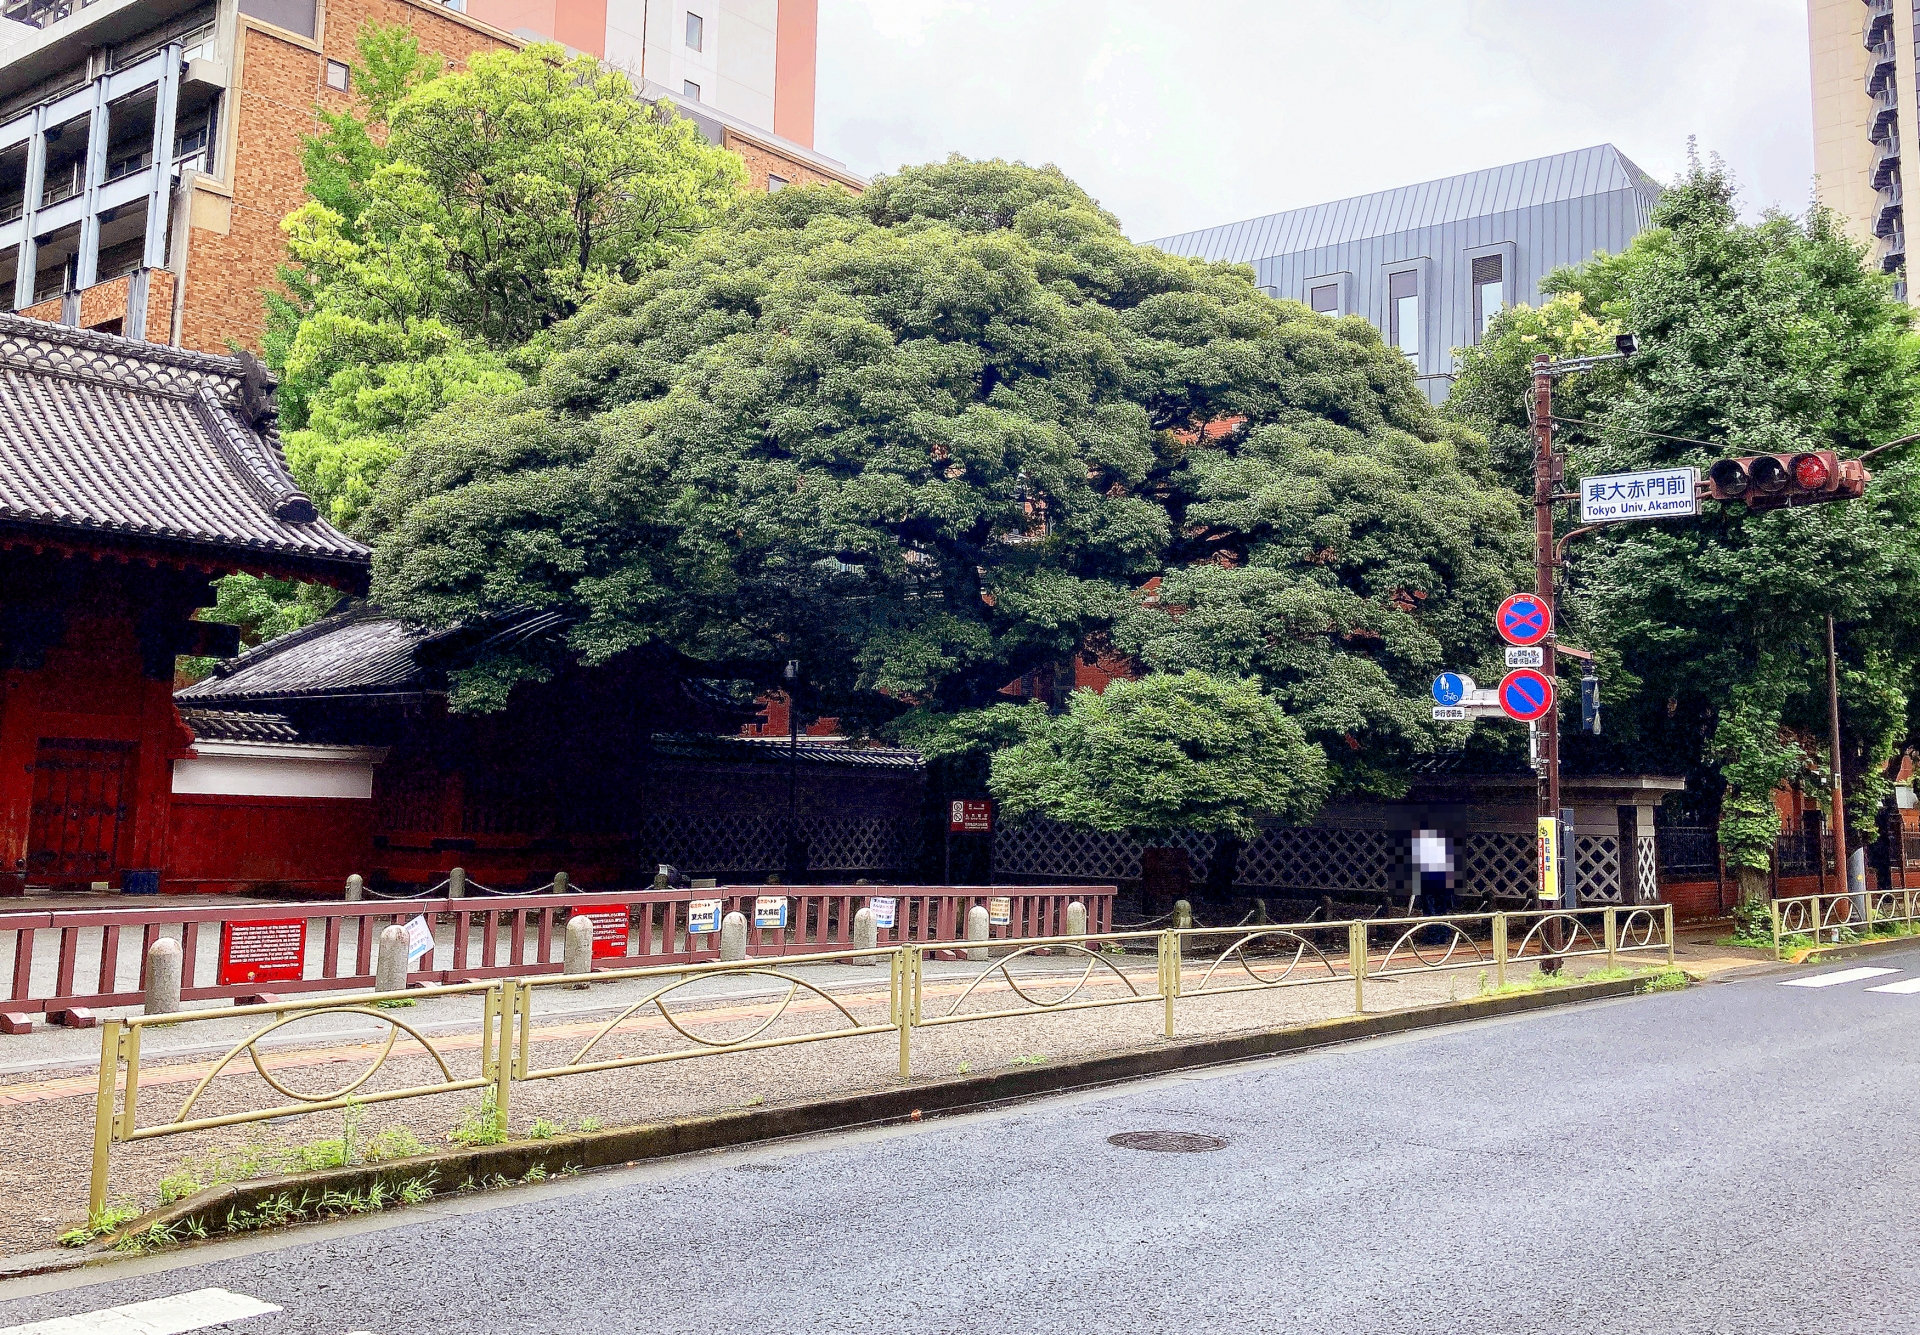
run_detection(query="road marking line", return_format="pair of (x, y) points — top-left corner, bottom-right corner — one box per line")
(1780, 967), (1901, 988)
(1864, 976), (1920, 993)
(0, 1286), (280, 1334)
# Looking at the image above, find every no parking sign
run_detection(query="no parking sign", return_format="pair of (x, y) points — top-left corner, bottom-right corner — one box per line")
(1498, 668), (1554, 723)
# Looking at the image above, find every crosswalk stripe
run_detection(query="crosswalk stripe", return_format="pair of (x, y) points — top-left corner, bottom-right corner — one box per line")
(0, 1287), (280, 1335)
(1781, 966), (1902, 989)
(1864, 976), (1920, 993)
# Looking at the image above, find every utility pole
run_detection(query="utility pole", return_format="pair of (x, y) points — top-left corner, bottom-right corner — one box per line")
(1827, 616), (1850, 901)
(784, 658), (801, 885)
(1531, 353), (1562, 915)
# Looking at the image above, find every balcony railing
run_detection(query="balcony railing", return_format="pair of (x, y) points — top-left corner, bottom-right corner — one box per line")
(1878, 180), (1904, 236)
(0, 0), (103, 33)
(1883, 228), (1907, 274)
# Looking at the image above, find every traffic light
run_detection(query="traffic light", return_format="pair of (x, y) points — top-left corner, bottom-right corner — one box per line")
(1705, 450), (1869, 511)
(1580, 664), (1601, 736)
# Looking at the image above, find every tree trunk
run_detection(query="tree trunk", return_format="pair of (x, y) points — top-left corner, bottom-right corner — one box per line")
(1735, 863), (1770, 906)
(1202, 835), (1242, 902)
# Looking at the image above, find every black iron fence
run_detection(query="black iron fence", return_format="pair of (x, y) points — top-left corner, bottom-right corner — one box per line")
(1655, 826), (1720, 878)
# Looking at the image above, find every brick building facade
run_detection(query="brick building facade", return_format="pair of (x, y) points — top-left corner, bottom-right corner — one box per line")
(0, 0), (860, 356)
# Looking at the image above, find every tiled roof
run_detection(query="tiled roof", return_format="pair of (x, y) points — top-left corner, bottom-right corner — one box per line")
(651, 733), (924, 771)
(177, 604), (428, 703)
(0, 314), (369, 573)
(177, 708), (305, 745)
(1148, 144), (1662, 264)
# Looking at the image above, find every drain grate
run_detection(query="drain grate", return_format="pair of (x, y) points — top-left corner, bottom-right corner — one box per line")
(1107, 1130), (1229, 1153)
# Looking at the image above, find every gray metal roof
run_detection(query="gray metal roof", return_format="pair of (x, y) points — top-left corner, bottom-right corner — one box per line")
(1147, 144), (1662, 263)
(0, 313), (369, 573)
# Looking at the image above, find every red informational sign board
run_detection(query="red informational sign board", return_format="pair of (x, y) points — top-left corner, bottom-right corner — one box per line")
(217, 918), (307, 986)
(571, 906), (630, 958)
(950, 799), (993, 833)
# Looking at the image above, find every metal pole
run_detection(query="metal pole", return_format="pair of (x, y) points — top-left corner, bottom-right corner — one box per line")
(1827, 616), (1849, 903)
(1533, 354), (1565, 963)
(784, 660), (800, 885)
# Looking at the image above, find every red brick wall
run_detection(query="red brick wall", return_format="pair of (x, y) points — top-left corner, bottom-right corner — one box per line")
(17, 269), (174, 340)
(725, 129), (861, 194)
(178, 1), (515, 354)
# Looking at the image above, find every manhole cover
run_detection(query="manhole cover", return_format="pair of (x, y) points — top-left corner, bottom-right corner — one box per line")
(1107, 1130), (1228, 1153)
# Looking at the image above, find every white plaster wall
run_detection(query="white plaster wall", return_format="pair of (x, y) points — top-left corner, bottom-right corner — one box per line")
(172, 755), (374, 799)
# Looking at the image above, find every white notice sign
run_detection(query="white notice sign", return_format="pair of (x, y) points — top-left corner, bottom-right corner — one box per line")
(754, 896), (789, 929)
(1505, 646), (1544, 668)
(1432, 706), (1468, 721)
(869, 897), (897, 929)
(1579, 467), (1698, 524)
(404, 914), (435, 964)
(988, 896), (1011, 926)
(686, 899), (722, 934)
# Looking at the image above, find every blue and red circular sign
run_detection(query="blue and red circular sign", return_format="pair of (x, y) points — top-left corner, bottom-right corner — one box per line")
(1496, 593), (1552, 647)
(1498, 668), (1555, 722)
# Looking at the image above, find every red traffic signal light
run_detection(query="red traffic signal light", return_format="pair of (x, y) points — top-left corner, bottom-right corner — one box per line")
(1705, 450), (1867, 510)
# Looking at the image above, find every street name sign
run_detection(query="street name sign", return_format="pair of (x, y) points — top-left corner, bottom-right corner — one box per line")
(1431, 672), (1474, 706)
(1505, 646), (1544, 668)
(1496, 593), (1551, 647)
(1578, 467), (1698, 524)
(1498, 668), (1555, 722)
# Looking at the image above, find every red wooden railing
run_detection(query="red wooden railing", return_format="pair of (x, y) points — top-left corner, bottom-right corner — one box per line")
(0, 885), (1115, 1029)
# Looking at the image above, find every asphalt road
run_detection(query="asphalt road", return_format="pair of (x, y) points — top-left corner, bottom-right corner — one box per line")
(3, 947), (1917, 1335)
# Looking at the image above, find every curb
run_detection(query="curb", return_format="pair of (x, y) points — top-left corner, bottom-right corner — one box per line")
(1792, 933), (1920, 965)
(74, 971), (1673, 1262)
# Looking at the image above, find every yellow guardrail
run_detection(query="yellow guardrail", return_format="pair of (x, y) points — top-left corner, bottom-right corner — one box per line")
(86, 903), (1674, 1217)
(1771, 888), (1919, 958)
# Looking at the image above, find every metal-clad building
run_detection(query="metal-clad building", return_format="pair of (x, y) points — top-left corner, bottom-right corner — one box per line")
(1147, 144), (1662, 402)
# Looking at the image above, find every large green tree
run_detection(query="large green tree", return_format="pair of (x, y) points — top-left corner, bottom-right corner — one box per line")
(1449, 158), (1920, 897)
(368, 156), (1527, 792)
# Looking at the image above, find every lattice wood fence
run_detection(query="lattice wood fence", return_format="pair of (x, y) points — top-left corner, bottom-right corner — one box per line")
(638, 812), (920, 879)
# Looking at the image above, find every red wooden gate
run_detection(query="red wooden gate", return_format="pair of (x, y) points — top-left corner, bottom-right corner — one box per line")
(26, 739), (133, 883)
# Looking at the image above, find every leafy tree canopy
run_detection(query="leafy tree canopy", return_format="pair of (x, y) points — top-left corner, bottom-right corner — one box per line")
(369, 156), (1526, 785)
(1449, 155), (1920, 880)
(987, 672), (1329, 838)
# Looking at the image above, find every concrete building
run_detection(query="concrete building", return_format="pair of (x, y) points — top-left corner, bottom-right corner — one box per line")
(461, 0), (817, 149)
(1808, 0), (1908, 295)
(1148, 145), (1661, 403)
(0, 0), (852, 354)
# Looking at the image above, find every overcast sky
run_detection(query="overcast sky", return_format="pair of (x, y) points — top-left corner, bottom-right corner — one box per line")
(815, 0), (1815, 242)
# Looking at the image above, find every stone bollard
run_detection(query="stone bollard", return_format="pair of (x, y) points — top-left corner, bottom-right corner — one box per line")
(966, 905), (990, 962)
(719, 911), (748, 962)
(653, 871), (670, 890)
(1173, 899), (1193, 930)
(344, 874), (364, 903)
(852, 907), (879, 961)
(375, 924), (410, 994)
(564, 915), (593, 984)
(448, 867), (467, 899)
(1066, 900), (1087, 943)
(552, 871), (569, 895)
(143, 938), (182, 1016)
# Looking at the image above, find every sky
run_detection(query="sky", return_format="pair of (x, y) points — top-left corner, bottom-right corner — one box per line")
(814, 0), (1816, 242)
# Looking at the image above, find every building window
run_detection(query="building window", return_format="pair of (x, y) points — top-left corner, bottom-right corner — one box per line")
(1388, 269), (1419, 357)
(768, 174), (788, 192)
(683, 80), (701, 102)
(324, 60), (350, 93)
(686, 11), (704, 51)
(1472, 254), (1505, 339)
(1309, 283), (1338, 315)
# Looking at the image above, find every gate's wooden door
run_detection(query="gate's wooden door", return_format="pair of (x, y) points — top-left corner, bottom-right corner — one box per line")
(26, 738), (134, 882)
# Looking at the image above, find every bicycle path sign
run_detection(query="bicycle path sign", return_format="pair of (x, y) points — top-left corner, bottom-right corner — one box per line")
(1496, 593), (1551, 647)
